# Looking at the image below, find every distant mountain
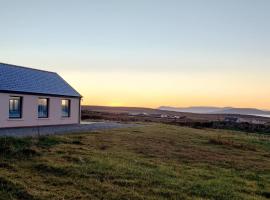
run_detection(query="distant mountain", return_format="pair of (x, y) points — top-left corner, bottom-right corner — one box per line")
(158, 106), (270, 116)
(158, 106), (229, 114)
(212, 108), (270, 115)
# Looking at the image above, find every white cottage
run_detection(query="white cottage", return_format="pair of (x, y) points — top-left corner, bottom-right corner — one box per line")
(0, 63), (82, 128)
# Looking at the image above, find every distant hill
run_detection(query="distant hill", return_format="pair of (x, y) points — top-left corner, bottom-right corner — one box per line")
(159, 106), (270, 117)
(158, 106), (228, 114)
(212, 108), (270, 116)
(82, 105), (270, 124)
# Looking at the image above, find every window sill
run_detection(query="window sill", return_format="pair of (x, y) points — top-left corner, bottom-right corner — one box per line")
(37, 118), (49, 120)
(7, 118), (24, 121)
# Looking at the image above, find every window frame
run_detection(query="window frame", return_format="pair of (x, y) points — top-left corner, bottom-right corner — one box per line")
(38, 98), (49, 118)
(9, 96), (23, 119)
(61, 99), (71, 118)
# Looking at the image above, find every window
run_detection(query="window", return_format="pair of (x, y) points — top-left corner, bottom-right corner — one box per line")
(61, 99), (70, 117)
(38, 98), (49, 118)
(9, 97), (23, 118)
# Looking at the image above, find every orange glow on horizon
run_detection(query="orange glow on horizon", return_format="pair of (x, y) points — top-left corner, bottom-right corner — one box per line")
(62, 70), (270, 110)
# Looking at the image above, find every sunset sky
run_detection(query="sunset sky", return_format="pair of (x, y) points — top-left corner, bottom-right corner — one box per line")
(1, 0), (270, 109)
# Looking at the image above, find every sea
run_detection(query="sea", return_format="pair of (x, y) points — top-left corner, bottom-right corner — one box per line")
(253, 114), (270, 118)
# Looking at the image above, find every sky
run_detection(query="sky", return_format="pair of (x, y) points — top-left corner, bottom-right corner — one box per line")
(1, 0), (270, 109)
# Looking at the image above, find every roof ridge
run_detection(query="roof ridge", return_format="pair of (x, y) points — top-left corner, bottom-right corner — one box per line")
(0, 62), (57, 74)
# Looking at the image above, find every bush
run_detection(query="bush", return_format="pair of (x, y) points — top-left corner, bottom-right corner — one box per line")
(37, 136), (61, 148)
(0, 137), (37, 159)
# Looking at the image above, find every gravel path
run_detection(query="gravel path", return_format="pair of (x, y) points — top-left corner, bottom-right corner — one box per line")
(0, 122), (134, 137)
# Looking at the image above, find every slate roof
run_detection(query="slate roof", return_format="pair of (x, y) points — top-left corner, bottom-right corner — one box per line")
(0, 63), (81, 97)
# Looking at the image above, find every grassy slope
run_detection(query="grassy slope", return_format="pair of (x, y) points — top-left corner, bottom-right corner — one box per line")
(0, 123), (269, 200)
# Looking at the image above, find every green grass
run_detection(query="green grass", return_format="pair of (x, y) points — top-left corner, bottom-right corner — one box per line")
(0, 123), (269, 200)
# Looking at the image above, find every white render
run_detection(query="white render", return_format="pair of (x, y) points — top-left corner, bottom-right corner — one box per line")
(0, 93), (80, 128)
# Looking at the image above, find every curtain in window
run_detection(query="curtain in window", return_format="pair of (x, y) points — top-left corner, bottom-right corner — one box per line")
(38, 98), (48, 118)
(9, 97), (22, 118)
(62, 99), (70, 117)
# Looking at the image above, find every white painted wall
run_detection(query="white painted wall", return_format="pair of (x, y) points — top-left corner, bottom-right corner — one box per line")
(0, 93), (80, 128)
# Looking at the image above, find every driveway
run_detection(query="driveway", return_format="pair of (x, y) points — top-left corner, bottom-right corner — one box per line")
(0, 122), (134, 137)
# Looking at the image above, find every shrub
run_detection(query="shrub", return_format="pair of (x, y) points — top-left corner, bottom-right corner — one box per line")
(0, 137), (37, 159)
(37, 136), (61, 148)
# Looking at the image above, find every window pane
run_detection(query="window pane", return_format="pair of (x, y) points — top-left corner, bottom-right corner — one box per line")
(61, 99), (70, 117)
(9, 97), (22, 118)
(38, 98), (49, 118)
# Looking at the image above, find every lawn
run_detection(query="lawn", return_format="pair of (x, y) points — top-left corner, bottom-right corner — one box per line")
(0, 123), (269, 200)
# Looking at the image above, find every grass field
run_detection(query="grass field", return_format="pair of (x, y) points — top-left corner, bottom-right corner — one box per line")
(0, 123), (269, 200)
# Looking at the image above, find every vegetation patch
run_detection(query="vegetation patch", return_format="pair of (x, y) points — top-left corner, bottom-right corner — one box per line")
(36, 136), (62, 148)
(0, 137), (38, 159)
(208, 137), (257, 151)
(34, 163), (71, 177)
(0, 176), (34, 200)
(189, 179), (240, 200)
(0, 124), (269, 199)
(0, 162), (14, 170)
(261, 191), (270, 198)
